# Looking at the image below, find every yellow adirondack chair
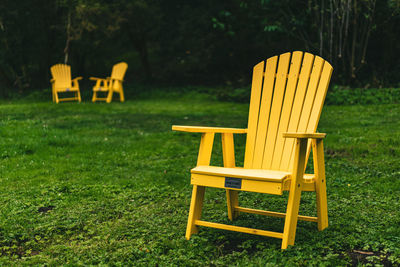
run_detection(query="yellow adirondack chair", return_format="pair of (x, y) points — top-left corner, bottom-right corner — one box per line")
(50, 64), (82, 103)
(172, 51), (333, 249)
(90, 62), (128, 103)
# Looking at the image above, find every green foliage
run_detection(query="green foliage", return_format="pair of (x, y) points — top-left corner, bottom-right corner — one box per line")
(215, 85), (400, 105)
(1, 0), (400, 93)
(0, 90), (399, 265)
(325, 86), (400, 105)
(216, 86), (251, 103)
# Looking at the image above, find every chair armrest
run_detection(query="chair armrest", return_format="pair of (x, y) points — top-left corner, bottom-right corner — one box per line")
(90, 77), (109, 81)
(282, 132), (326, 139)
(110, 77), (124, 82)
(172, 125), (247, 134)
(50, 79), (54, 83)
(72, 77), (83, 81)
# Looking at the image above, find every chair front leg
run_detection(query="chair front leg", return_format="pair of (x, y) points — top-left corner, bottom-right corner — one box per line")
(119, 83), (125, 102)
(222, 133), (239, 220)
(185, 132), (215, 239)
(186, 185), (205, 239)
(312, 139), (328, 230)
(282, 138), (308, 249)
(77, 90), (81, 103)
(106, 89), (113, 103)
(51, 84), (55, 102)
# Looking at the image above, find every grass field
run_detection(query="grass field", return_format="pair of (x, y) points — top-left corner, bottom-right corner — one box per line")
(0, 90), (399, 265)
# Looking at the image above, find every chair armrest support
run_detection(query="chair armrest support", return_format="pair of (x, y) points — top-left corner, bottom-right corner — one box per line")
(90, 77), (109, 88)
(197, 132), (215, 166)
(172, 125), (247, 134)
(71, 77), (82, 88)
(283, 132), (326, 139)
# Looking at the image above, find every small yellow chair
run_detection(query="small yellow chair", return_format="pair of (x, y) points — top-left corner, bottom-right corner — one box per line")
(172, 51), (333, 249)
(90, 62), (128, 103)
(50, 64), (82, 103)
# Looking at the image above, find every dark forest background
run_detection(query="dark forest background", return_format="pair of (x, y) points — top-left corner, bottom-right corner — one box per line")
(0, 0), (399, 96)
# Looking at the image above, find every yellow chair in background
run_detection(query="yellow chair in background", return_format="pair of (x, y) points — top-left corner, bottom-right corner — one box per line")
(50, 64), (82, 103)
(172, 51), (333, 249)
(90, 62), (128, 103)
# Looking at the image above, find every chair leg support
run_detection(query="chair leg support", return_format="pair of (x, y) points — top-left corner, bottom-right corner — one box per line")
(186, 185), (205, 240)
(235, 206), (318, 222)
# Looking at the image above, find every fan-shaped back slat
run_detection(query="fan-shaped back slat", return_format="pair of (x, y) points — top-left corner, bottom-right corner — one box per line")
(260, 53), (290, 169)
(244, 52), (333, 172)
(278, 53), (315, 170)
(51, 64), (72, 89)
(251, 56), (278, 169)
(269, 51), (303, 170)
(283, 56), (325, 170)
(111, 62), (128, 80)
(243, 61), (265, 168)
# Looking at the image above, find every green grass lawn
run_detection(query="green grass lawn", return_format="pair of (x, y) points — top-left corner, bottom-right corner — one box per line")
(0, 91), (399, 266)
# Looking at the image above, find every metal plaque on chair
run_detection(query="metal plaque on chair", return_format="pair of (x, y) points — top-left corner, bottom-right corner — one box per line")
(225, 177), (242, 189)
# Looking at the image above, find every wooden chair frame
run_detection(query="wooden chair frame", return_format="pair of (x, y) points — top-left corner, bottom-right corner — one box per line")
(90, 62), (127, 103)
(50, 64), (82, 103)
(172, 51), (332, 249)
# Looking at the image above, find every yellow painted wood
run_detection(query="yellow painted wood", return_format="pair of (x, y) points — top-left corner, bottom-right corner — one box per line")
(172, 125), (247, 134)
(50, 64), (82, 103)
(252, 56), (278, 168)
(286, 56), (325, 170)
(191, 174), (284, 195)
(271, 51), (303, 170)
(191, 166), (290, 181)
(196, 133), (215, 166)
(279, 53), (315, 171)
(186, 132), (214, 239)
(221, 133), (239, 220)
(235, 207), (318, 222)
(283, 176), (316, 192)
(91, 62), (128, 103)
(307, 61), (333, 134)
(281, 138), (308, 249)
(244, 61), (265, 168)
(173, 52), (333, 249)
(312, 139), (329, 230)
(186, 185), (205, 239)
(262, 52), (291, 169)
(195, 220), (283, 239)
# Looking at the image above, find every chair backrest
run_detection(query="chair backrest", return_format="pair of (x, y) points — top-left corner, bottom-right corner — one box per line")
(50, 64), (72, 89)
(111, 62), (128, 81)
(244, 51), (333, 172)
